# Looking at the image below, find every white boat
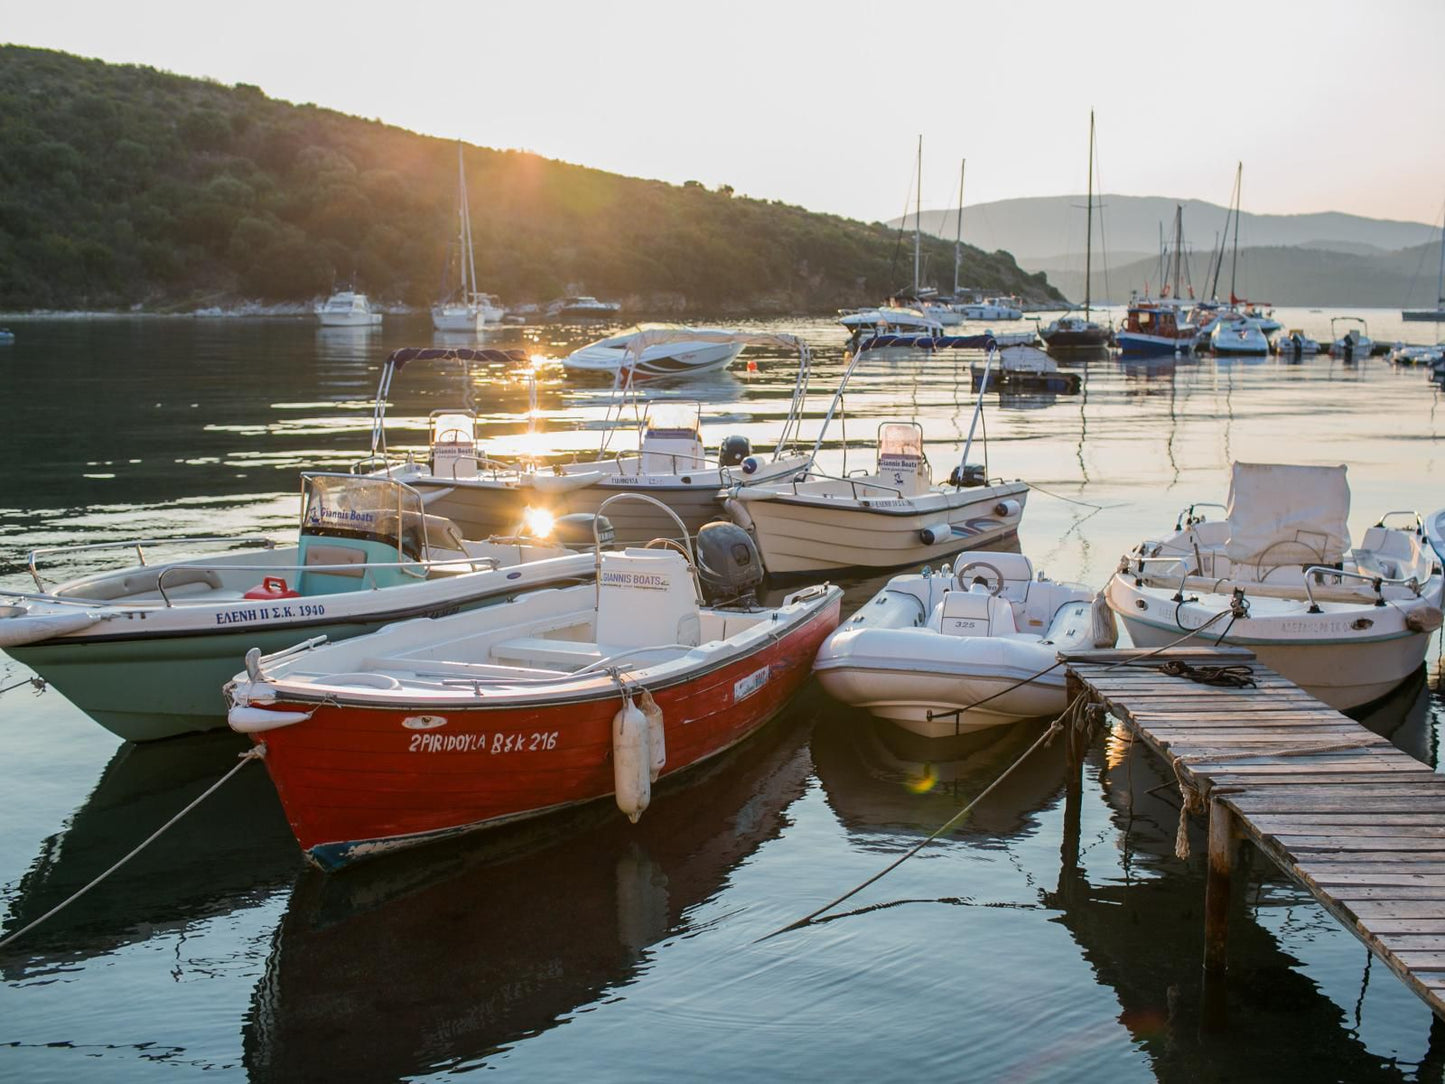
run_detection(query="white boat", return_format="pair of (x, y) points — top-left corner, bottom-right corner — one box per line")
(367, 337), (817, 545)
(431, 144), (499, 333)
(1209, 312), (1270, 356)
(725, 350), (1028, 575)
(562, 325), (746, 378)
(548, 296), (621, 319)
(813, 550), (1114, 738)
(1276, 329), (1321, 358)
(1104, 462), (1444, 711)
(1329, 317), (1374, 360)
(838, 306), (944, 337)
(315, 289), (383, 327)
(954, 296), (1023, 321)
(1389, 342), (1445, 366)
(0, 328), (14, 343)
(0, 472), (597, 742)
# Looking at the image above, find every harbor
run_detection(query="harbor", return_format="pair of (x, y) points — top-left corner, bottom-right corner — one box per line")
(4, 311), (1445, 1079)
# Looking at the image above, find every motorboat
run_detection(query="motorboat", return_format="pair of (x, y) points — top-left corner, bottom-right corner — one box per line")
(1040, 314), (1111, 352)
(1388, 342), (1444, 366)
(955, 296), (1023, 321)
(1329, 317), (1374, 361)
(1276, 329), (1321, 358)
(813, 550), (1114, 738)
(562, 325), (747, 379)
(1105, 462), (1444, 711)
(1116, 298), (1197, 357)
(970, 344), (1081, 394)
(1209, 312), (1270, 356)
(315, 289), (383, 327)
(368, 338), (817, 545)
(225, 509), (843, 870)
(725, 349), (1028, 575)
(431, 144), (499, 334)
(838, 306), (944, 338)
(0, 472), (597, 742)
(548, 296), (621, 320)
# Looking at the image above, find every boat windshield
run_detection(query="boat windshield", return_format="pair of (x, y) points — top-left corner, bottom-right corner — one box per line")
(301, 474), (428, 561)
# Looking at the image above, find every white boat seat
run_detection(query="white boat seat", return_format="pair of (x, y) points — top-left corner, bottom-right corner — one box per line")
(63, 567), (223, 601)
(931, 588), (1018, 637)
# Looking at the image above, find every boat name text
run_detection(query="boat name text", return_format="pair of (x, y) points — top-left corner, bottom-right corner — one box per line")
(214, 603), (326, 625)
(601, 571), (668, 590)
(409, 730), (559, 754)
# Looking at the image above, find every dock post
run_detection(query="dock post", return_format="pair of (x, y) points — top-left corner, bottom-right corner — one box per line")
(1060, 674), (1086, 878)
(1204, 797), (1236, 974)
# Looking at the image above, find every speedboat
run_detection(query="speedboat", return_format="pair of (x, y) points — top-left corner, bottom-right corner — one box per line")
(369, 338), (817, 545)
(1389, 342), (1445, 367)
(726, 349), (1028, 575)
(970, 345), (1081, 394)
(315, 289), (383, 327)
(0, 472), (597, 742)
(1040, 313), (1111, 351)
(1329, 317), (1374, 361)
(955, 296), (1023, 321)
(548, 296), (621, 319)
(1104, 462), (1444, 711)
(1276, 329), (1321, 358)
(225, 511), (842, 870)
(1209, 312), (1270, 356)
(813, 550), (1114, 738)
(1116, 298), (1197, 357)
(562, 325), (746, 378)
(838, 306), (944, 338)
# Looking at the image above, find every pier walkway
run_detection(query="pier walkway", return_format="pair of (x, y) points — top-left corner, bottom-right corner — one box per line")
(1061, 646), (1445, 1019)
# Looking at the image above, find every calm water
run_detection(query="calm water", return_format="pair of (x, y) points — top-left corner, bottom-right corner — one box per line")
(3, 309), (1445, 1081)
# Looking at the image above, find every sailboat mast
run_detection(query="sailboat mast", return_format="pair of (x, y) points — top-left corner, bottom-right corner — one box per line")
(1228, 162), (1242, 304)
(953, 159), (965, 296)
(1171, 206), (1183, 300)
(913, 135), (922, 295)
(457, 143), (478, 301)
(1084, 111), (1094, 320)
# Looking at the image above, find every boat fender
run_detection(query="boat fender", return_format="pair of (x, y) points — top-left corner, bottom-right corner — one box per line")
(612, 693), (651, 823)
(919, 521), (954, 545)
(1406, 605), (1444, 634)
(994, 499), (1022, 518)
(723, 497), (754, 532)
(0, 609), (105, 649)
(228, 705), (310, 733)
(1091, 592), (1119, 648)
(638, 688), (666, 782)
(244, 576), (301, 600)
(741, 456), (760, 476)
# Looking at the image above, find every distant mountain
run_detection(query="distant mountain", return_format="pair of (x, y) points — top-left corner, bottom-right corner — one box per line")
(0, 46), (1060, 313)
(891, 195), (1439, 262)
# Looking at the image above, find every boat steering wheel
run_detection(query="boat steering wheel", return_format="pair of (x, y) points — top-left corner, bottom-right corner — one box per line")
(955, 561), (1005, 596)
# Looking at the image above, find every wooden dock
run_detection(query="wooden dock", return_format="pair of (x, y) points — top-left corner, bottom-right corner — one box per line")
(1061, 646), (1445, 1020)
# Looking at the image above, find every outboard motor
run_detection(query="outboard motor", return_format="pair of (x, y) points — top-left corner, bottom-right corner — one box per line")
(947, 463), (987, 488)
(718, 434), (752, 468)
(550, 512), (615, 548)
(695, 521), (764, 605)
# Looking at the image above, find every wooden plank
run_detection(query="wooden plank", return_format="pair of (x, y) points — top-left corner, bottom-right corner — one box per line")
(1250, 814), (1445, 828)
(1280, 833), (1445, 848)
(1062, 647), (1257, 664)
(1360, 918), (1445, 935)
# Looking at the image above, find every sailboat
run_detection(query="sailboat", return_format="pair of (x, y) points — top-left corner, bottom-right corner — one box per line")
(1402, 203), (1445, 323)
(432, 145), (500, 333)
(1041, 112), (1112, 352)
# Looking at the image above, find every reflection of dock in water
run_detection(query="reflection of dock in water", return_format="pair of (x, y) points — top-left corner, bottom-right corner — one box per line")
(242, 707), (818, 1081)
(0, 731), (298, 980)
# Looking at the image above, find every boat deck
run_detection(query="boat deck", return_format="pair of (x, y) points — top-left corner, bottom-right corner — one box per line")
(1062, 646), (1445, 1019)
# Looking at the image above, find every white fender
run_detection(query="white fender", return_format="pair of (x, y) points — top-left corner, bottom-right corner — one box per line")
(228, 705), (310, 733)
(918, 521), (954, 545)
(612, 694), (651, 823)
(1091, 592), (1119, 648)
(0, 610), (105, 648)
(724, 497), (754, 531)
(638, 688), (665, 782)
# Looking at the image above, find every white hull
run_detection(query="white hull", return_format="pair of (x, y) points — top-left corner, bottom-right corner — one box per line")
(563, 339), (743, 377)
(728, 481), (1028, 574)
(316, 310), (382, 327)
(432, 307), (487, 332)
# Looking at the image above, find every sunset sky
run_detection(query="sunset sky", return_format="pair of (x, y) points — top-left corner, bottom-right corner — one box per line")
(6, 0), (1443, 227)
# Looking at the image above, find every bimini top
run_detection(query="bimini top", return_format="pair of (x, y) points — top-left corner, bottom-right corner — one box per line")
(384, 346), (529, 370)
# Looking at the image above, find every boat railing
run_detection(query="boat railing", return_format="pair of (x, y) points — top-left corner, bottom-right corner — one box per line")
(352, 451), (520, 481)
(1374, 510), (1423, 531)
(1299, 565), (1421, 611)
(1123, 556), (1422, 609)
(26, 536), (277, 592)
(796, 469), (906, 500)
(1174, 502), (1227, 529)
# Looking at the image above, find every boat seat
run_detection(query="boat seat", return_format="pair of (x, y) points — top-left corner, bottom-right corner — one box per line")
(491, 636), (607, 669)
(930, 588), (1018, 637)
(953, 552), (1035, 603)
(63, 567), (223, 601)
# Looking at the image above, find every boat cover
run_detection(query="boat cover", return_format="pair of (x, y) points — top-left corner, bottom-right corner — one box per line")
(1224, 462), (1350, 566)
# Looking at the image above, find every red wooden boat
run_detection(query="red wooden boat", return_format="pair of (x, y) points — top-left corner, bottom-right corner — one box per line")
(227, 537), (840, 870)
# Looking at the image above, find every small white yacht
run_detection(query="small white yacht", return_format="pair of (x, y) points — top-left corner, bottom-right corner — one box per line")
(315, 289), (383, 327)
(563, 325), (745, 378)
(1209, 312), (1270, 356)
(838, 306), (944, 337)
(549, 296), (621, 319)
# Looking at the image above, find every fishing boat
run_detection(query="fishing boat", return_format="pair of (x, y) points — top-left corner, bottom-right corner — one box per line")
(1116, 298), (1197, 357)
(315, 288), (383, 327)
(431, 144), (497, 333)
(725, 349), (1028, 575)
(1104, 462), (1444, 711)
(225, 506), (843, 870)
(1041, 113), (1113, 353)
(813, 550), (1113, 739)
(370, 337), (817, 545)
(1276, 329), (1321, 358)
(0, 472), (597, 742)
(1209, 312), (1270, 356)
(562, 325), (746, 378)
(1329, 316), (1374, 360)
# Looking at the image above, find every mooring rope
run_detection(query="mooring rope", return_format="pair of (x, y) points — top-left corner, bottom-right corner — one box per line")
(756, 695), (1089, 942)
(0, 675), (46, 697)
(0, 746), (266, 950)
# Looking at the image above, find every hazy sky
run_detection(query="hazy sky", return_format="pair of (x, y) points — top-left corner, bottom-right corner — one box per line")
(5, 0), (1443, 226)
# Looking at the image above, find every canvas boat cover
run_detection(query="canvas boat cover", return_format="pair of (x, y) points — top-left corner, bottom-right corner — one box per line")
(1224, 462), (1350, 566)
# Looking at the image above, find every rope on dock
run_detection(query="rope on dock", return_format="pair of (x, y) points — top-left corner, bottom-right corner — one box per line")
(755, 696), (1087, 943)
(0, 746), (266, 951)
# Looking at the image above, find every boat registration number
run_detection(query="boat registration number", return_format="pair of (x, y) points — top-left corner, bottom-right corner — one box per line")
(733, 666), (770, 703)
(214, 603), (326, 625)
(409, 730), (559, 754)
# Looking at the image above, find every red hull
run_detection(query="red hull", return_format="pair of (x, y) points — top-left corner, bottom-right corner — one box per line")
(252, 596), (840, 867)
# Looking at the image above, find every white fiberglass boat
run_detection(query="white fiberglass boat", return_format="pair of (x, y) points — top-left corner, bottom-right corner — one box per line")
(1329, 317), (1374, 360)
(562, 325), (746, 378)
(1105, 462), (1444, 711)
(813, 550), (1114, 739)
(315, 289), (383, 327)
(431, 145), (501, 333)
(1276, 329), (1321, 358)
(549, 296), (621, 319)
(838, 307), (944, 337)
(955, 296), (1023, 321)
(726, 349), (1028, 575)
(0, 473), (594, 742)
(1209, 312), (1270, 356)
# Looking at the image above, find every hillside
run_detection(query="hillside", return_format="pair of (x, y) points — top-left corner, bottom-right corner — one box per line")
(0, 46), (1060, 314)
